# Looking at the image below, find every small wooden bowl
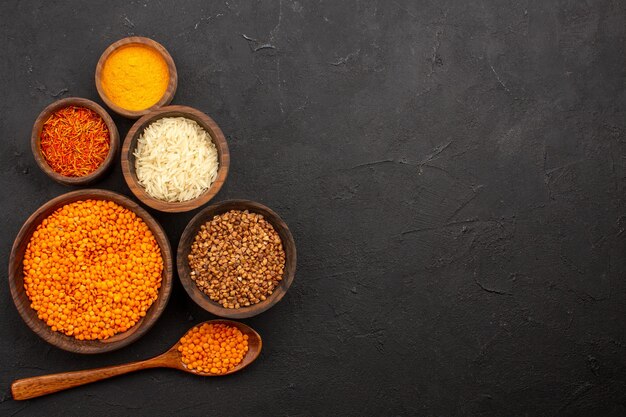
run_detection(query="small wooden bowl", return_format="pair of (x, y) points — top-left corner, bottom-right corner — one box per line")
(177, 200), (297, 319)
(31, 97), (120, 186)
(121, 105), (230, 213)
(95, 36), (178, 119)
(8, 189), (174, 354)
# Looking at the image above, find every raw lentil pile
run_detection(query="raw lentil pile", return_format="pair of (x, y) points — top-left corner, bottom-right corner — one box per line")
(178, 323), (249, 374)
(22, 199), (163, 340)
(187, 210), (286, 309)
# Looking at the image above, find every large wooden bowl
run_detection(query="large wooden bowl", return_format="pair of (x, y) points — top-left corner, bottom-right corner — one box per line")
(31, 97), (120, 186)
(121, 105), (230, 213)
(95, 36), (178, 119)
(177, 200), (297, 319)
(8, 189), (173, 354)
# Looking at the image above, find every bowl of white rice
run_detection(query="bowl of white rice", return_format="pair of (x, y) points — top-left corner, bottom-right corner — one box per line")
(121, 105), (230, 212)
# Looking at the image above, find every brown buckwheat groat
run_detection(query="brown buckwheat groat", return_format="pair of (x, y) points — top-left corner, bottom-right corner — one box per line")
(187, 210), (286, 309)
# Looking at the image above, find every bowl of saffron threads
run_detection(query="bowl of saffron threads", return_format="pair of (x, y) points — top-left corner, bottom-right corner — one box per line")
(31, 97), (119, 186)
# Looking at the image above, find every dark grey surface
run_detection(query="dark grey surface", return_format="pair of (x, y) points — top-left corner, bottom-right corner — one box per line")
(1, 0), (625, 416)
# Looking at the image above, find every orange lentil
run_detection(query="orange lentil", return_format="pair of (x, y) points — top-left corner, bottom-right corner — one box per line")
(22, 199), (163, 340)
(177, 323), (249, 375)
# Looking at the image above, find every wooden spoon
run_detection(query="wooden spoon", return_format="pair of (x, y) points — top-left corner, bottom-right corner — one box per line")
(11, 320), (262, 401)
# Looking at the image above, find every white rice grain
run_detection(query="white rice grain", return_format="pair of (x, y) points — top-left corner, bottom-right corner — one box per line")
(134, 117), (219, 202)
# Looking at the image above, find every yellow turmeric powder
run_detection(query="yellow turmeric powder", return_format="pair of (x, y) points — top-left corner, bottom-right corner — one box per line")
(101, 44), (169, 111)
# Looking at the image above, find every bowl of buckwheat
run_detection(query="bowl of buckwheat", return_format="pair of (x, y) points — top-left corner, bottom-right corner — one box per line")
(176, 200), (296, 319)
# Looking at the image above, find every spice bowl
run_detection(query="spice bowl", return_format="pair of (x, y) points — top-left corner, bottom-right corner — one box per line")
(8, 189), (173, 354)
(95, 36), (178, 119)
(31, 97), (119, 186)
(177, 200), (297, 319)
(121, 105), (230, 213)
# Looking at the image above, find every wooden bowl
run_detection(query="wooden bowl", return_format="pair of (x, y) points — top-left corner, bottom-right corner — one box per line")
(121, 105), (230, 213)
(95, 36), (178, 119)
(177, 200), (297, 319)
(8, 189), (174, 354)
(31, 97), (120, 186)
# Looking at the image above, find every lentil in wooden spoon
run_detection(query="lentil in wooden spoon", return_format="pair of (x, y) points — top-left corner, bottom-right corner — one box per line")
(11, 320), (262, 400)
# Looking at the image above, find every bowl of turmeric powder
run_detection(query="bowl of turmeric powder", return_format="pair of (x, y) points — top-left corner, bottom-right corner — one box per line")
(95, 37), (178, 119)
(8, 189), (173, 354)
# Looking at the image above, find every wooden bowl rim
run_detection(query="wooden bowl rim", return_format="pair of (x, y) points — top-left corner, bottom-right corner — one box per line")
(121, 105), (230, 213)
(8, 189), (173, 354)
(95, 36), (178, 119)
(30, 97), (120, 186)
(176, 199), (297, 319)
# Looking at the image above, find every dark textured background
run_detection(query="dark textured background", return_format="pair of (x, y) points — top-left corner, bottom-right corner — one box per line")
(1, 0), (625, 416)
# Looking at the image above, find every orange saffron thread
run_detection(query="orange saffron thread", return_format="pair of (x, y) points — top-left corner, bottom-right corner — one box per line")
(40, 106), (110, 177)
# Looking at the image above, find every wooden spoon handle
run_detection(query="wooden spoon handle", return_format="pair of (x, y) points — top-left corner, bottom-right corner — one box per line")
(11, 357), (163, 400)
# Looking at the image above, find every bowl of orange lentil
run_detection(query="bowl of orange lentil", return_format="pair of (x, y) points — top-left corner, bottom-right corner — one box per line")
(31, 97), (119, 186)
(8, 189), (173, 354)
